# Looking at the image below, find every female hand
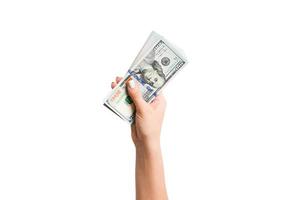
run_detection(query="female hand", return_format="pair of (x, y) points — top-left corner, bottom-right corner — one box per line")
(111, 76), (167, 148)
(111, 76), (168, 200)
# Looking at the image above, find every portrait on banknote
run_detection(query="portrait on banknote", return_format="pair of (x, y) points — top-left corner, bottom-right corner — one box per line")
(130, 49), (167, 89)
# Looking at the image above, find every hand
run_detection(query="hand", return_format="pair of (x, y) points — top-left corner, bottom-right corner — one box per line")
(111, 76), (168, 200)
(111, 76), (167, 148)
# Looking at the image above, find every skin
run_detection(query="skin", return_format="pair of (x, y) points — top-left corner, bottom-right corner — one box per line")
(111, 76), (168, 200)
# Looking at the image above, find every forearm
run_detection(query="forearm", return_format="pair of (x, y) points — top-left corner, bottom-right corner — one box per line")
(135, 142), (168, 200)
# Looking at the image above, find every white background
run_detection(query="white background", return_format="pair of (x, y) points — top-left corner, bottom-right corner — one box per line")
(0, 0), (299, 199)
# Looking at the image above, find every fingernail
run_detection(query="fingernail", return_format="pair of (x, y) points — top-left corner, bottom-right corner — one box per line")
(128, 79), (135, 88)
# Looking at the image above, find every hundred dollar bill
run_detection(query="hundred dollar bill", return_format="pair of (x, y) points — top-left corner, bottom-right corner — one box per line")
(104, 31), (188, 123)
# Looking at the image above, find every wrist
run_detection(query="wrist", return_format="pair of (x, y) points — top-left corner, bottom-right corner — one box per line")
(135, 139), (161, 154)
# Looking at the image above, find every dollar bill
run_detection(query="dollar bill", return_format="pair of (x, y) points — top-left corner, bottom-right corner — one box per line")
(104, 31), (188, 123)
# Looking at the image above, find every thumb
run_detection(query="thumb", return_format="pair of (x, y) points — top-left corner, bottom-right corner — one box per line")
(126, 78), (147, 113)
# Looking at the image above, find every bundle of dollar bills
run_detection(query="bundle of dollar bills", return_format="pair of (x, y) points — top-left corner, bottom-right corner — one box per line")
(104, 31), (188, 123)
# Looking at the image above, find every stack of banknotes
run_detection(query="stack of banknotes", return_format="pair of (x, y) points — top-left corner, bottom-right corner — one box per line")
(104, 31), (188, 123)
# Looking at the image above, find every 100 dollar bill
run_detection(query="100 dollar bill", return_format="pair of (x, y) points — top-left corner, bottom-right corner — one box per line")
(104, 32), (188, 123)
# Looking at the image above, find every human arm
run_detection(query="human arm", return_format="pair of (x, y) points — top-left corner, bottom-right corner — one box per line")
(111, 77), (168, 200)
